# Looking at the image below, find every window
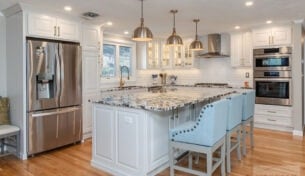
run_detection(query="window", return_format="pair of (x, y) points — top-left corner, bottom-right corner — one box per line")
(101, 38), (136, 81)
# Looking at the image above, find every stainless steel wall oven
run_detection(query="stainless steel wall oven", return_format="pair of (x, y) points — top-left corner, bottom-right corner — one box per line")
(253, 47), (292, 106)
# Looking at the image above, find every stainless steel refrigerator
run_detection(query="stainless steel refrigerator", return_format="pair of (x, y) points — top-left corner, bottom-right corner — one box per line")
(26, 38), (82, 155)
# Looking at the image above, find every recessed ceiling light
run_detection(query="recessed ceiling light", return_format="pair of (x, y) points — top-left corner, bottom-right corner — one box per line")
(245, 1), (253, 7)
(235, 26), (240, 29)
(64, 6), (72, 12)
(124, 31), (129, 35)
(106, 21), (113, 26)
(266, 20), (273, 24)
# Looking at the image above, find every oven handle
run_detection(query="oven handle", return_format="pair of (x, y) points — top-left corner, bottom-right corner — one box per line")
(254, 78), (292, 82)
(254, 54), (292, 58)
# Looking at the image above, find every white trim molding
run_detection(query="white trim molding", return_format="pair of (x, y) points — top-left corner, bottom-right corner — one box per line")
(292, 130), (303, 136)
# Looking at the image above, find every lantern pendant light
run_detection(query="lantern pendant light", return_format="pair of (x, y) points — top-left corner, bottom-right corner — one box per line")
(166, 10), (183, 46)
(132, 0), (153, 41)
(190, 19), (203, 50)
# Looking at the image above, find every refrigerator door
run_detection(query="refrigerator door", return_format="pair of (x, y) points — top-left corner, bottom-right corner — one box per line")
(59, 43), (82, 107)
(27, 39), (60, 111)
(28, 106), (82, 155)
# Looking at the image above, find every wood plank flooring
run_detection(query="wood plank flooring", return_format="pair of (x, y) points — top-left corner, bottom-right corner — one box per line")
(0, 128), (304, 176)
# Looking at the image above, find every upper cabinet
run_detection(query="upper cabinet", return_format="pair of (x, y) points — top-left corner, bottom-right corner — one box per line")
(252, 26), (291, 48)
(82, 25), (101, 51)
(137, 39), (198, 69)
(27, 13), (80, 41)
(230, 31), (253, 67)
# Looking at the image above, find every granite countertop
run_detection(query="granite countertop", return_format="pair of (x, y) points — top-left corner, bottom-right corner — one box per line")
(94, 86), (240, 111)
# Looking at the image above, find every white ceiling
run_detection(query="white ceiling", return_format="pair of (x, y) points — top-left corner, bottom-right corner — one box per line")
(1, 0), (305, 38)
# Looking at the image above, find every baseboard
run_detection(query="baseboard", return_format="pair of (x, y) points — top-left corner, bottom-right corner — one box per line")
(293, 130), (304, 136)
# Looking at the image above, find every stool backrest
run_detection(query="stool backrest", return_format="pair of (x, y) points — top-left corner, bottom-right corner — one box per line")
(226, 94), (243, 130)
(196, 99), (228, 146)
(242, 90), (255, 120)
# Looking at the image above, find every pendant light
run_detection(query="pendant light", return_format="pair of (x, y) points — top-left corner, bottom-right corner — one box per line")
(132, 0), (153, 41)
(166, 10), (183, 46)
(190, 19), (203, 50)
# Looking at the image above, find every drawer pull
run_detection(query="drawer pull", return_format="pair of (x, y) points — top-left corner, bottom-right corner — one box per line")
(267, 118), (276, 122)
(267, 110), (276, 113)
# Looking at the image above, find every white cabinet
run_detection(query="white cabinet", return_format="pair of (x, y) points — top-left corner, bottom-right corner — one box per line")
(252, 26), (291, 47)
(254, 104), (293, 132)
(231, 31), (252, 67)
(27, 13), (80, 41)
(81, 25), (102, 139)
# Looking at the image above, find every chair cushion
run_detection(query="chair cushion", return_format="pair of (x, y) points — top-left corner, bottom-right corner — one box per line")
(0, 125), (20, 136)
(242, 90), (255, 120)
(0, 98), (10, 125)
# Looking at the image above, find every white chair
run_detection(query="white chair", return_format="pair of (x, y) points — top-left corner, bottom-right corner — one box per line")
(225, 94), (243, 173)
(169, 99), (229, 176)
(241, 90), (255, 156)
(0, 125), (20, 157)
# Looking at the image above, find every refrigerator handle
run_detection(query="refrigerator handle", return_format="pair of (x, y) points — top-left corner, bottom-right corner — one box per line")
(59, 43), (65, 103)
(55, 44), (61, 102)
(30, 106), (81, 117)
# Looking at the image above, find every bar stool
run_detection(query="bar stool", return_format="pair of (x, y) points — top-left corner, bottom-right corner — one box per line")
(241, 90), (255, 156)
(225, 94), (243, 173)
(169, 99), (229, 176)
(0, 125), (20, 157)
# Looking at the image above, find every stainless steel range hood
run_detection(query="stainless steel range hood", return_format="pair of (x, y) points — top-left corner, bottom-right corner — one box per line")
(196, 34), (230, 58)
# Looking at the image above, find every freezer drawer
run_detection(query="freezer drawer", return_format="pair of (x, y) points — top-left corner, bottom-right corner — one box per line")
(28, 106), (82, 155)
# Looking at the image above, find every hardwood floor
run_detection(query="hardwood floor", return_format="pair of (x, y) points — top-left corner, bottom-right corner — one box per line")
(0, 128), (304, 176)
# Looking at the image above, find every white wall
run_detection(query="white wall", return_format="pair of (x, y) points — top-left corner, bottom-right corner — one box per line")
(0, 15), (6, 96)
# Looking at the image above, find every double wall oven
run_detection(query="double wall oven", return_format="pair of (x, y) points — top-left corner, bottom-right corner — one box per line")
(253, 47), (292, 106)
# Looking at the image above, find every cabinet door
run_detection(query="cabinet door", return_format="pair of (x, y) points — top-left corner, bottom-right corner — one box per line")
(242, 32), (253, 66)
(82, 93), (97, 138)
(57, 18), (80, 41)
(230, 33), (243, 67)
(147, 40), (160, 69)
(117, 109), (145, 173)
(252, 28), (272, 47)
(82, 52), (100, 92)
(82, 25), (101, 51)
(172, 45), (183, 68)
(183, 42), (195, 68)
(27, 13), (57, 38)
(272, 26), (291, 45)
(160, 41), (171, 68)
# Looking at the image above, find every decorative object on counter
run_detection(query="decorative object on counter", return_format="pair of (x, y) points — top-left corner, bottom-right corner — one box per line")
(169, 75), (177, 85)
(190, 19), (203, 51)
(159, 73), (167, 85)
(152, 74), (158, 85)
(132, 0), (153, 41)
(244, 81), (249, 88)
(119, 66), (130, 88)
(166, 10), (183, 46)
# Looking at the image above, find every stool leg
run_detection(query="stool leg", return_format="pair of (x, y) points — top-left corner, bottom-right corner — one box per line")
(169, 142), (174, 176)
(250, 119), (254, 148)
(16, 133), (20, 157)
(206, 150), (212, 176)
(1, 138), (4, 154)
(221, 141), (226, 176)
(188, 152), (193, 169)
(226, 132), (231, 173)
(242, 124), (247, 156)
(237, 128), (242, 161)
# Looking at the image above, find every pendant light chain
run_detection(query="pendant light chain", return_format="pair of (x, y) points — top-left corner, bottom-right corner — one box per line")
(166, 9), (183, 45)
(141, 0), (144, 25)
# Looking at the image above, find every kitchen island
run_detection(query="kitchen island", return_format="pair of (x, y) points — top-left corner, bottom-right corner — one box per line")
(91, 86), (238, 176)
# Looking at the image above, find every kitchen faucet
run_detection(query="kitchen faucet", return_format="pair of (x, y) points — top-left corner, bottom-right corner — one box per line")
(119, 66), (130, 88)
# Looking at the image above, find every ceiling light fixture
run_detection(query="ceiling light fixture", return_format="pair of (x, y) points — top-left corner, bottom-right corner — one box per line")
(245, 1), (253, 7)
(132, 0), (153, 41)
(124, 31), (129, 35)
(64, 6), (72, 12)
(106, 21), (113, 26)
(166, 10), (183, 46)
(190, 19), (203, 51)
(266, 20), (272, 24)
(235, 26), (240, 29)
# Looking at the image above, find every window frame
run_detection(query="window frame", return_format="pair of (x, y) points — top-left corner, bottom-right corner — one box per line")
(101, 37), (137, 83)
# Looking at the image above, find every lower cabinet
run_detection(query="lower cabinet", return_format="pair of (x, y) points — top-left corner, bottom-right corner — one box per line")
(92, 104), (172, 176)
(254, 104), (293, 132)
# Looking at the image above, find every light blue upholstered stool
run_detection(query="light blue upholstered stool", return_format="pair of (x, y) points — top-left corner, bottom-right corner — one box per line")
(169, 99), (229, 176)
(225, 94), (243, 173)
(241, 90), (255, 156)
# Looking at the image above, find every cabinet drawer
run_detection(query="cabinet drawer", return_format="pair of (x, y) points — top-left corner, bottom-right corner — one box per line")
(254, 114), (292, 127)
(255, 104), (292, 117)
